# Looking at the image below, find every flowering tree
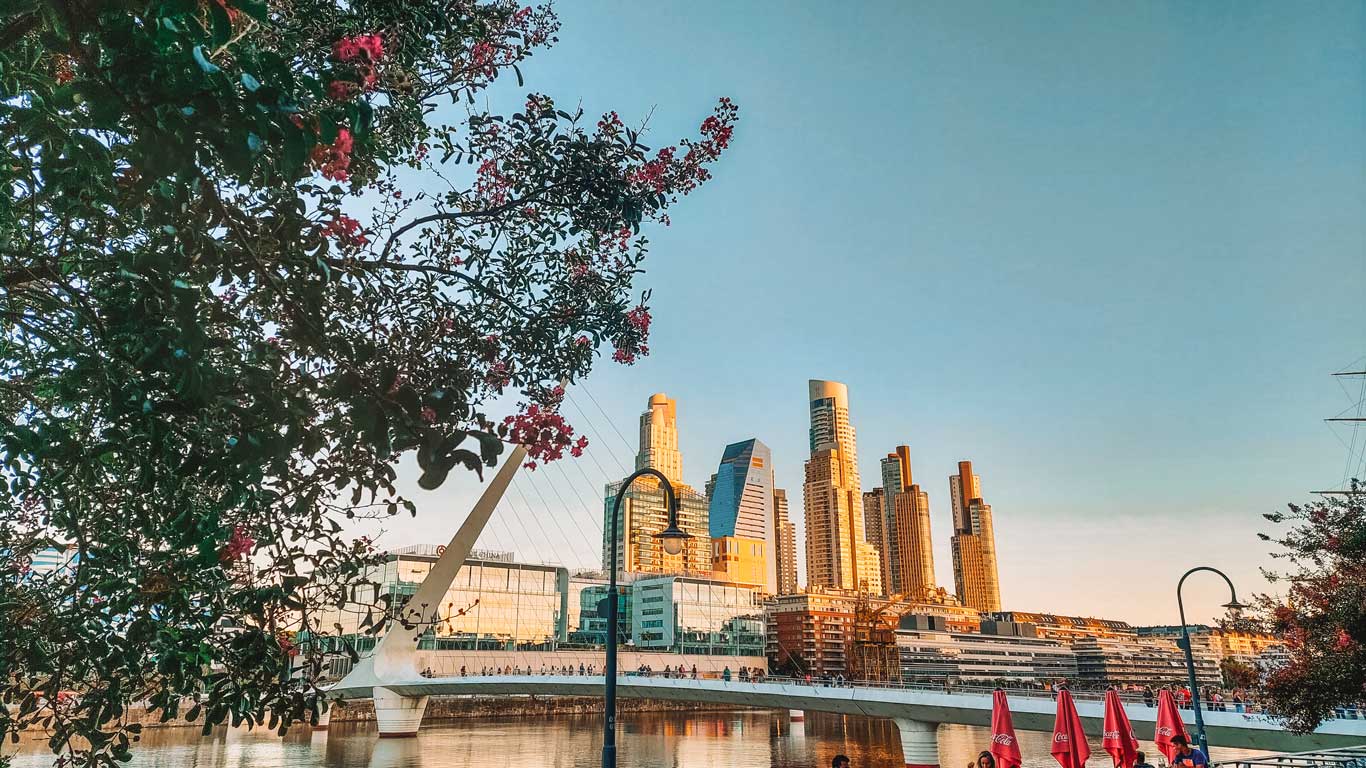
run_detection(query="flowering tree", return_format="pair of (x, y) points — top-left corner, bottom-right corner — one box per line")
(1257, 483), (1365, 732)
(0, 0), (736, 764)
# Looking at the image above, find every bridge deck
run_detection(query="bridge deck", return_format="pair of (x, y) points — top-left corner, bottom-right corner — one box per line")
(329, 675), (1366, 753)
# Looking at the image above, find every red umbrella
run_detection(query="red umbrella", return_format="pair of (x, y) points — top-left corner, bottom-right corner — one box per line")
(1051, 688), (1092, 768)
(1102, 689), (1141, 768)
(1154, 689), (1191, 763)
(990, 690), (1023, 768)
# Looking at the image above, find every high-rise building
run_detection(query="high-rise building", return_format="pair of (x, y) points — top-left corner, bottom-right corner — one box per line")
(949, 460), (1001, 612)
(892, 485), (936, 599)
(862, 488), (887, 587)
(879, 446), (935, 598)
(604, 477), (711, 575)
(604, 394), (710, 576)
(707, 439), (777, 593)
(773, 488), (799, 596)
(803, 380), (880, 593)
(636, 393), (682, 484)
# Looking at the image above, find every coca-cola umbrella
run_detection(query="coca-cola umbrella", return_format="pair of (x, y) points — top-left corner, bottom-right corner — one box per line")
(1051, 688), (1092, 768)
(1154, 688), (1191, 763)
(1102, 689), (1141, 768)
(990, 689), (1023, 768)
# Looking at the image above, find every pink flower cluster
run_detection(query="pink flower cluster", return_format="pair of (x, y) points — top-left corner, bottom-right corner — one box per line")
(612, 304), (651, 365)
(321, 214), (368, 247)
(624, 97), (738, 199)
(312, 126), (354, 181)
(333, 34), (384, 63)
(486, 360), (511, 389)
(475, 158), (511, 206)
(329, 34), (385, 100)
(220, 525), (255, 562)
(501, 403), (588, 470)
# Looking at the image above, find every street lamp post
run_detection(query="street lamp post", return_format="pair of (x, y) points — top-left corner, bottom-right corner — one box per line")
(1176, 566), (1247, 758)
(602, 468), (691, 768)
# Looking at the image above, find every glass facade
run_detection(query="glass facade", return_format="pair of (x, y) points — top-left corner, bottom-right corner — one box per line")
(632, 576), (766, 656)
(324, 547), (568, 652)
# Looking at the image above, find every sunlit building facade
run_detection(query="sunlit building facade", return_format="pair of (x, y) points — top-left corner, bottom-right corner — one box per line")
(605, 393), (710, 576)
(632, 575), (766, 656)
(897, 621), (1077, 684)
(604, 476), (711, 576)
(636, 392), (683, 484)
(949, 460), (1001, 612)
(803, 379), (880, 593)
(707, 438), (777, 593)
(774, 488), (799, 596)
(882, 445), (936, 599)
(327, 546), (569, 652)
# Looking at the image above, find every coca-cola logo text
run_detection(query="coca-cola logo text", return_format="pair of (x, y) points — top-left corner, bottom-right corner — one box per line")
(992, 734), (1015, 746)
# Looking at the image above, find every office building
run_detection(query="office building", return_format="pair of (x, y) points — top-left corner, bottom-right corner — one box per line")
(881, 446), (936, 599)
(632, 575), (766, 656)
(636, 392), (682, 484)
(767, 589), (861, 677)
(949, 460), (1001, 612)
(604, 394), (711, 576)
(862, 488), (886, 587)
(325, 545), (569, 652)
(896, 620), (1077, 685)
(803, 379), (881, 593)
(1073, 634), (1220, 687)
(991, 611), (1136, 642)
(604, 475), (711, 575)
(707, 438), (777, 594)
(767, 587), (982, 677)
(774, 488), (798, 596)
(1137, 625), (1285, 667)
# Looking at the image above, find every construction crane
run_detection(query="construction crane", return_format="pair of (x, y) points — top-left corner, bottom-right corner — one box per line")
(845, 588), (925, 683)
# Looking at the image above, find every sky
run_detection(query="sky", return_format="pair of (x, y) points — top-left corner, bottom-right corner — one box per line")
(355, 0), (1366, 626)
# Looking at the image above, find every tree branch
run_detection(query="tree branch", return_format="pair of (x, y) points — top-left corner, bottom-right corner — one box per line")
(326, 257), (534, 319)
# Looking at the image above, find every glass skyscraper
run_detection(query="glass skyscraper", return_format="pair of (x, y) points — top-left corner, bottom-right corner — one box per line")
(707, 438), (777, 593)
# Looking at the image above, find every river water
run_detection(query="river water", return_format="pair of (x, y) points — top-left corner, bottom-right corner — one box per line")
(8, 710), (1272, 768)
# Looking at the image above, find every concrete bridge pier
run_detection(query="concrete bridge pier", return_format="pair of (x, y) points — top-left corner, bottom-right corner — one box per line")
(893, 718), (940, 768)
(311, 701), (333, 732)
(374, 687), (428, 738)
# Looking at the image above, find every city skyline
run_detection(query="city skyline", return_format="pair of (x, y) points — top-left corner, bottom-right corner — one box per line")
(353, 0), (1363, 626)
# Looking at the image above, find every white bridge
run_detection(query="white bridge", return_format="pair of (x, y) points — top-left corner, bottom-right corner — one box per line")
(327, 433), (1366, 766)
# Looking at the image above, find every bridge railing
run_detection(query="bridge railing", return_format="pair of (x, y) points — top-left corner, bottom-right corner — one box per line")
(416, 668), (1366, 723)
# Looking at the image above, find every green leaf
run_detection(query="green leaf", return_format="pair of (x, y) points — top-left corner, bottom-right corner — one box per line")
(209, 2), (232, 47)
(192, 46), (221, 74)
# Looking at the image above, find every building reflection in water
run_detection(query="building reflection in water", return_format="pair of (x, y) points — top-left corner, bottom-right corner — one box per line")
(6, 709), (1276, 768)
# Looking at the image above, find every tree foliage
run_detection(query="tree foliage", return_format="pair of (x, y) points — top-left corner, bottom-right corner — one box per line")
(1257, 483), (1365, 733)
(0, 0), (736, 764)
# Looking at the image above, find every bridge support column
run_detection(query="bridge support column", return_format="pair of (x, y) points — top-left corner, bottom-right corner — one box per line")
(311, 701), (334, 732)
(374, 687), (428, 738)
(893, 719), (940, 768)
(788, 709), (804, 722)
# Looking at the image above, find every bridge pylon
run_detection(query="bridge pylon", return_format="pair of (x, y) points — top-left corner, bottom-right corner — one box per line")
(332, 442), (528, 737)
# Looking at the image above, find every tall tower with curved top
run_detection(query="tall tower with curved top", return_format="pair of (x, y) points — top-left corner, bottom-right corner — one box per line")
(803, 380), (881, 593)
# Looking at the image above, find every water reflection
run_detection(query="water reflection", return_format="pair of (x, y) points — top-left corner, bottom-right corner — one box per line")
(9, 710), (1271, 768)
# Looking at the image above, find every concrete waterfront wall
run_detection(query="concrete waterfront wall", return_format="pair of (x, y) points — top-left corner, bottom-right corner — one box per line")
(331, 694), (753, 724)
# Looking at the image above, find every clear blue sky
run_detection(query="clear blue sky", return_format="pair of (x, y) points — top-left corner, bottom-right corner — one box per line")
(363, 0), (1366, 625)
